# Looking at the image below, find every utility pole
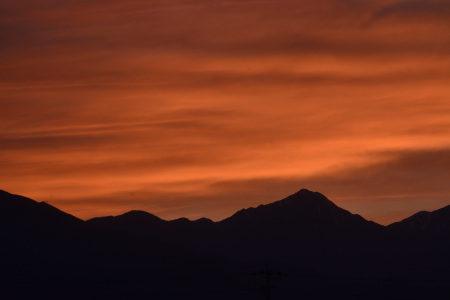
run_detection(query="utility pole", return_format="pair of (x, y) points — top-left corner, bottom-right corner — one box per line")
(253, 261), (283, 300)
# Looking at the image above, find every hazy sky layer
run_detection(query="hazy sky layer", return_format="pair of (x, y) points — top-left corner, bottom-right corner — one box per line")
(1, 0), (449, 224)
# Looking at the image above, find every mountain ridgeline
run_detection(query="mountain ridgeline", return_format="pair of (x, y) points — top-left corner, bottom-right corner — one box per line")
(1, 189), (450, 299)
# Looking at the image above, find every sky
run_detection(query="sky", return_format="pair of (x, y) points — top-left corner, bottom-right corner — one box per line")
(1, 0), (449, 225)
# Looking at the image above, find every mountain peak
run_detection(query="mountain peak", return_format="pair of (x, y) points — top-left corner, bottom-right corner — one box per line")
(115, 210), (164, 223)
(387, 205), (450, 235)
(0, 189), (82, 229)
(0, 189), (37, 209)
(194, 217), (214, 224)
(123, 210), (158, 217)
(276, 189), (336, 206)
(219, 188), (378, 233)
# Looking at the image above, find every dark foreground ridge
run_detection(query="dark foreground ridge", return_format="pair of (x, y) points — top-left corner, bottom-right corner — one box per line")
(1, 189), (450, 299)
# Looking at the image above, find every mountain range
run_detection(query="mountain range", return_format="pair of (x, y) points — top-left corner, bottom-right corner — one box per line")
(1, 188), (449, 299)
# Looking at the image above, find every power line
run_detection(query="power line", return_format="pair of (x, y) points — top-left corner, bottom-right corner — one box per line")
(253, 261), (285, 300)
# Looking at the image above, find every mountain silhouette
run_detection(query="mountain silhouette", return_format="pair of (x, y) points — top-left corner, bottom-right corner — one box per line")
(384, 204), (450, 280)
(202, 189), (383, 274)
(0, 190), (226, 299)
(86, 189), (443, 278)
(217, 189), (383, 240)
(88, 189), (382, 242)
(387, 205), (450, 237)
(88, 209), (215, 243)
(0, 189), (82, 227)
(2, 188), (450, 299)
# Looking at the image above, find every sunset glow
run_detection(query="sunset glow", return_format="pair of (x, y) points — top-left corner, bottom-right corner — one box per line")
(1, 0), (449, 224)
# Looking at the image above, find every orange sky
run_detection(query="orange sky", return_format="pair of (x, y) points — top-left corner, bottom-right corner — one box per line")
(1, 0), (449, 225)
